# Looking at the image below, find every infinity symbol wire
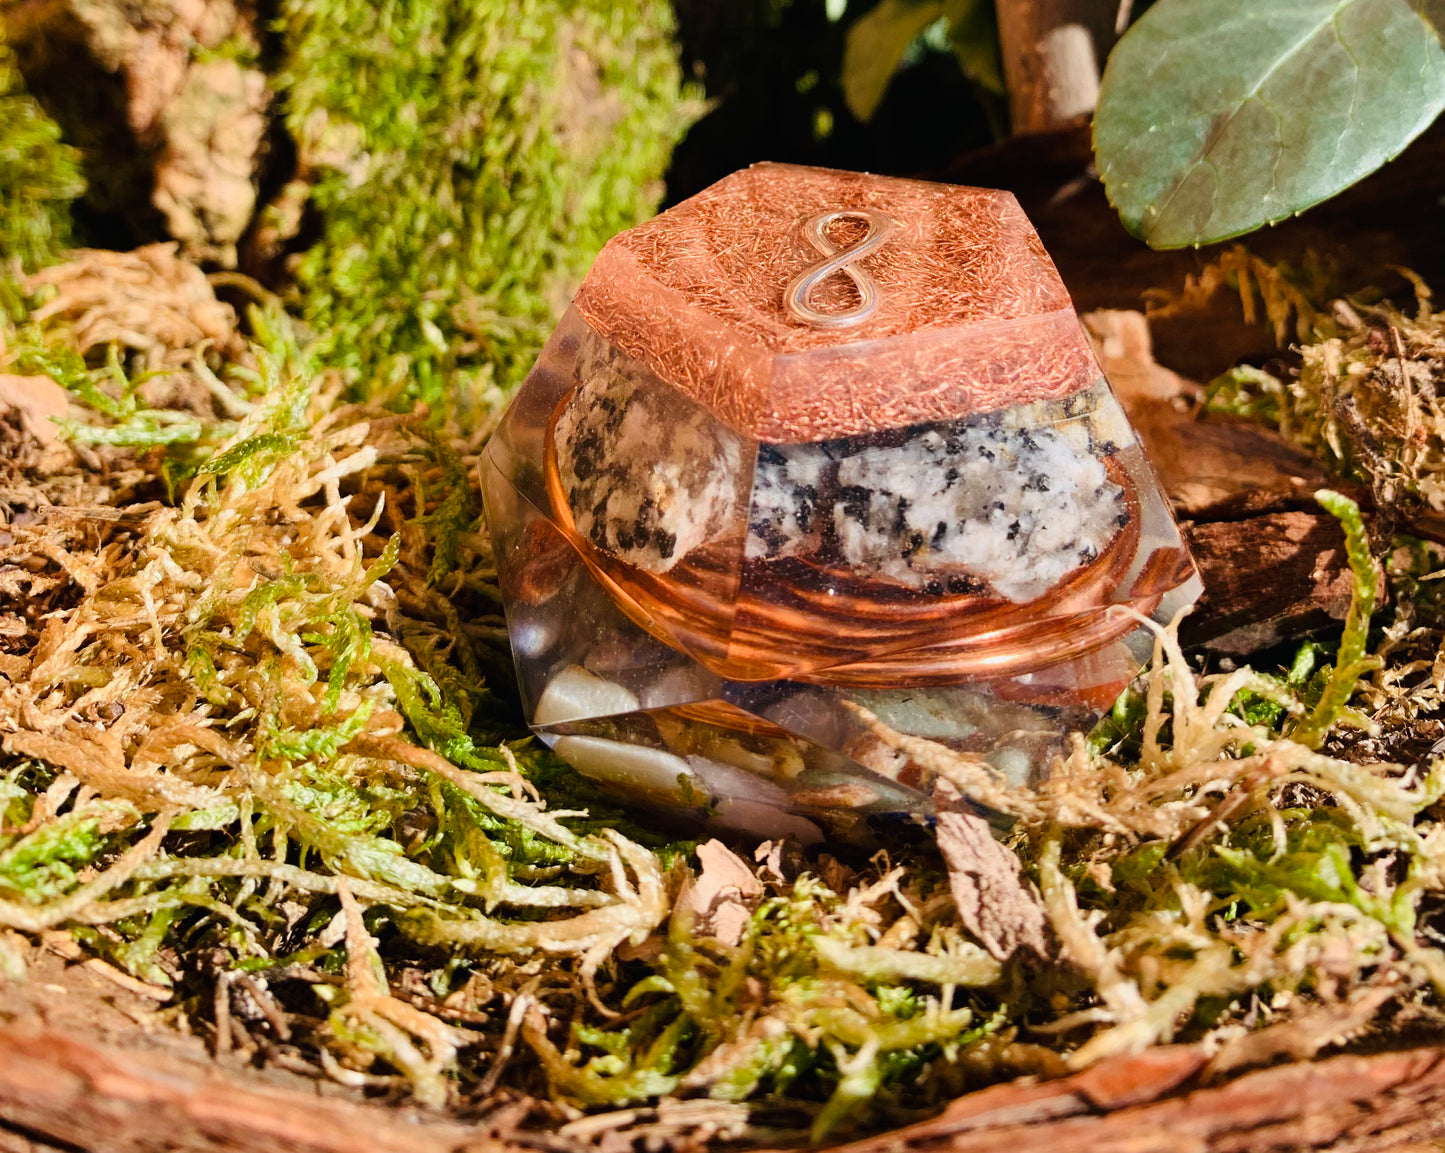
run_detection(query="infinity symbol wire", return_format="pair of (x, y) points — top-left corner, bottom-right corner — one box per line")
(784, 208), (896, 329)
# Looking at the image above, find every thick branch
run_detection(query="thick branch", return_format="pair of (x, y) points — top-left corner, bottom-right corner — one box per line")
(0, 1024), (483, 1153)
(995, 0), (1110, 132)
(6, 1022), (1445, 1153)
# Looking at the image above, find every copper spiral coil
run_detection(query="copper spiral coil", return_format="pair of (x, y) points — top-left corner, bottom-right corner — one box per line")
(543, 403), (1167, 688)
(666, 699), (798, 740)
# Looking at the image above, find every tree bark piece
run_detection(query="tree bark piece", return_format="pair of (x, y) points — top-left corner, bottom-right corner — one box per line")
(0, 1023), (486, 1153)
(152, 56), (269, 266)
(934, 782), (1049, 960)
(824, 1046), (1445, 1153)
(7, 1017), (1445, 1153)
(3, 0), (266, 261)
(1182, 513), (1360, 656)
(1086, 308), (1369, 657)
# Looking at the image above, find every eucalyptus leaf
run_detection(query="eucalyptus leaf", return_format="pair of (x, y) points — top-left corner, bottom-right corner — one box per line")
(1094, 0), (1445, 249)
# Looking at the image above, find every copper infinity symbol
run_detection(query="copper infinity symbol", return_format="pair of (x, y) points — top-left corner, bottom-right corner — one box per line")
(784, 209), (896, 329)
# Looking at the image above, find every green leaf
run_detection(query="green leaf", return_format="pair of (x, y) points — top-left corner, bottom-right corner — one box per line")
(842, 0), (948, 122)
(947, 0), (1004, 97)
(1094, 0), (1445, 248)
(842, 0), (1000, 123)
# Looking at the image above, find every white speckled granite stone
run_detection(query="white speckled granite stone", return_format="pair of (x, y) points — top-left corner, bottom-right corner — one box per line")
(744, 442), (831, 561)
(555, 348), (741, 573)
(833, 423), (1125, 601)
(745, 412), (1126, 602)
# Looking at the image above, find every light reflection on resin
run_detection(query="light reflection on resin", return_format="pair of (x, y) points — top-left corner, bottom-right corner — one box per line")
(481, 162), (1201, 842)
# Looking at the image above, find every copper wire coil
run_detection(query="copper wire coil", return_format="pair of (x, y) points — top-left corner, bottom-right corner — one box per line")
(665, 700), (798, 740)
(544, 403), (1170, 687)
(722, 513), (1145, 685)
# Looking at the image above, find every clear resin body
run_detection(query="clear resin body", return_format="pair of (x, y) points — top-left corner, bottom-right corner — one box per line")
(482, 163), (1200, 843)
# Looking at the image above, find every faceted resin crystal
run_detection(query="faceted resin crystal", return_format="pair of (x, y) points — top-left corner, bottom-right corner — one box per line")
(482, 163), (1200, 844)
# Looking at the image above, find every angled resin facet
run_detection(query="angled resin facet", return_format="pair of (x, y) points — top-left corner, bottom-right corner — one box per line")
(482, 162), (1200, 843)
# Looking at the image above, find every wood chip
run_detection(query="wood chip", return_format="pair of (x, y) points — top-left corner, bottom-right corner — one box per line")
(675, 840), (763, 948)
(1183, 512), (1363, 655)
(1085, 308), (1336, 521)
(933, 783), (1049, 961)
(1085, 307), (1379, 659)
(0, 375), (68, 448)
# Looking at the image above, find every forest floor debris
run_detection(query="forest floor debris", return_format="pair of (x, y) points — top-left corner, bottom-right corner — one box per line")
(2, 251), (1445, 1148)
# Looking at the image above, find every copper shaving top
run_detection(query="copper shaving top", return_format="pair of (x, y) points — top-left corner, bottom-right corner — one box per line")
(574, 162), (1099, 443)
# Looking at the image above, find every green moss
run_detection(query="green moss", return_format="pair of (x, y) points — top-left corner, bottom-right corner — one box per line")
(0, 35), (83, 283)
(1287, 491), (1381, 749)
(276, 0), (699, 411)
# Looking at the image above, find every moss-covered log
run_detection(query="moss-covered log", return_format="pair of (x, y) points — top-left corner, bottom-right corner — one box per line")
(0, 34), (82, 279)
(1, 0), (696, 403)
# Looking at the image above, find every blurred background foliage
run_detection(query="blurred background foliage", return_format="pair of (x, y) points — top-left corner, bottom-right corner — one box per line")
(0, 35), (82, 285)
(14, 0), (1418, 403)
(665, 0), (1001, 206)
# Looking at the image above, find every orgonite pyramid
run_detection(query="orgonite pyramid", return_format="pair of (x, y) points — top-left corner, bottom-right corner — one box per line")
(481, 162), (1200, 844)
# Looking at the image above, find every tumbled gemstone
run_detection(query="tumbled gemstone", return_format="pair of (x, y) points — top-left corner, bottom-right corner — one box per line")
(481, 162), (1200, 842)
